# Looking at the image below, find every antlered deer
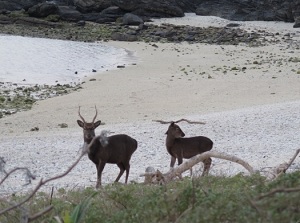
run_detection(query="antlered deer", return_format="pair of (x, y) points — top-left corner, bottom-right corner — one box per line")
(77, 106), (138, 188)
(165, 122), (213, 176)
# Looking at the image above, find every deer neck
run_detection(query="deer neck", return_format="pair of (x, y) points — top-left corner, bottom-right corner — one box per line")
(166, 135), (176, 148)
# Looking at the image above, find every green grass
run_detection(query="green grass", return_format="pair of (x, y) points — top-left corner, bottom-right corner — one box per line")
(1, 172), (300, 223)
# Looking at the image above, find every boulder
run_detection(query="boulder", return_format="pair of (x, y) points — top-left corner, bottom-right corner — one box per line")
(122, 13), (143, 25)
(113, 0), (184, 17)
(28, 2), (58, 18)
(195, 0), (297, 22)
(82, 6), (125, 23)
(0, 0), (43, 11)
(73, 0), (113, 13)
(57, 6), (83, 21)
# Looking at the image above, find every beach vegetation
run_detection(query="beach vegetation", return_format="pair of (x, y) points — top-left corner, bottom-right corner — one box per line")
(1, 172), (300, 222)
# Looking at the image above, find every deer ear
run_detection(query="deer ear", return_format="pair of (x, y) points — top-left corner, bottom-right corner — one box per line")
(77, 120), (84, 128)
(94, 120), (101, 128)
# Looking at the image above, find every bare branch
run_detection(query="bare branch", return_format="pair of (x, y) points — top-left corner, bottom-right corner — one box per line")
(0, 151), (86, 215)
(0, 167), (36, 186)
(256, 187), (300, 200)
(28, 205), (53, 222)
(153, 118), (206, 125)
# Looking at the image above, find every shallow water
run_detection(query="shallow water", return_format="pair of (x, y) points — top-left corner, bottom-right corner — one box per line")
(0, 35), (137, 85)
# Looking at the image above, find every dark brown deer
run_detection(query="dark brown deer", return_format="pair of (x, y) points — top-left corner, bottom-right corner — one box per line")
(77, 106), (138, 188)
(165, 122), (213, 176)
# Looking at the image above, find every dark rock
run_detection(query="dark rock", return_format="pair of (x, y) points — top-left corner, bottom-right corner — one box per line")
(48, 0), (74, 6)
(122, 13), (143, 25)
(82, 7), (125, 23)
(73, 0), (113, 13)
(226, 23), (241, 27)
(195, 0), (298, 22)
(113, 0), (184, 17)
(28, 2), (58, 18)
(57, 6), (83, 21)
(100, 6), (123, 16)
(111, 32), (138, 41)
(0, 0), (43, 11)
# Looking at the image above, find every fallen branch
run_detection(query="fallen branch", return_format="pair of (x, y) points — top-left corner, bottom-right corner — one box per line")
(152, 118), (206, 125)
(142, 151), (255, 184)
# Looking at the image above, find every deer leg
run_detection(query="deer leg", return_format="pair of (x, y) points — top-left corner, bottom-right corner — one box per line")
(177, 156), (183, 166)
(202, 157), (212, 176)
(96, 162), (106, 188)
(124, 163), (130, 184)
(170, 156), (176, 168)
(115, 163), (125, 183)
(177, 156), (183, 179)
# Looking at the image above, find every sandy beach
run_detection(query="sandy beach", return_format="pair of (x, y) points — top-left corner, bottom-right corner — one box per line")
(0, 14), (300, 194)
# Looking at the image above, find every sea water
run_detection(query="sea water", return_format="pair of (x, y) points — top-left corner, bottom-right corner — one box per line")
(0, 35), (137, 85)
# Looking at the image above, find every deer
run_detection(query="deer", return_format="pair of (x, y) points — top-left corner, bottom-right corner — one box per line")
(77, 106), (138, 188)
(165, 122), (213, 177)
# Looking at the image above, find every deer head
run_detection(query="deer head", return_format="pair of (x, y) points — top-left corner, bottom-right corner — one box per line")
(77, 106), (101, 144)
(165, 122), (185, 138)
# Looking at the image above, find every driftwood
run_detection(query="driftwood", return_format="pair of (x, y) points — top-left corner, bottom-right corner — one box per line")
(141, 149), (300, 184)
(152, 118), (206, 125)
(141, 151), (255, 184)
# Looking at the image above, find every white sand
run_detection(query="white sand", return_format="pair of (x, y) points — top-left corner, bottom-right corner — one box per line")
(0, 14), (300, 195)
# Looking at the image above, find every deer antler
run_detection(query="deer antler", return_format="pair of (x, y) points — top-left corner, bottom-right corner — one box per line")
(78, 106), (86, 123)
(92, 106), (98, 123)
(153, 118), (206, 125)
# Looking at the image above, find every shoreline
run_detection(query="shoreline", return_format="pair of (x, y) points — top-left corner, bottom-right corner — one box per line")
(0, 15), (300, 194)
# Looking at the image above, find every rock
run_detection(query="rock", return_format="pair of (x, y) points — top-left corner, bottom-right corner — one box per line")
(28, 2), (58, 18)
(57, 6), (83, 21)
(97, 6), (126, 23)
(195, 0), (298, 22)
(111, 32), (138, 41)
(0, 0), (43, 11)
(82, 7), (125, 23)
(113, 0), (184, 17)
(73, 0), (113, 13)
(122, 13), (143, 25)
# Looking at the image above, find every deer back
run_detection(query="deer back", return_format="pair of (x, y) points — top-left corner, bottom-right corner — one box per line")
(88, 134), (138, 164)
(172, 136), (213, 159)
